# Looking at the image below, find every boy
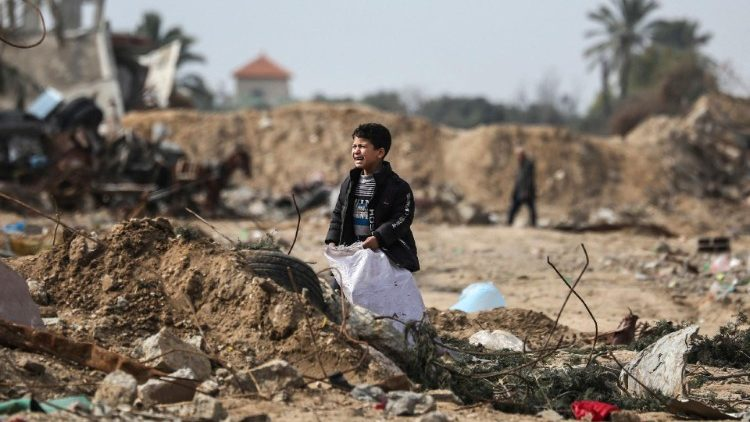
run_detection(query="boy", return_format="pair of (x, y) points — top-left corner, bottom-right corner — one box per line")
(325, 123), (419, 272)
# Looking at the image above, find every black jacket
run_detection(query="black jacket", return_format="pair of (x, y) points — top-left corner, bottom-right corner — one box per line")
(325, 161), (420, 272)
(512, 157), (536, 201)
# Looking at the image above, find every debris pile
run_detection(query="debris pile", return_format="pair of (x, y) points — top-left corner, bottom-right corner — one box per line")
(2, 218), (750, 419)
(7, 218), (388, 384)
(628, 94), (750, 201)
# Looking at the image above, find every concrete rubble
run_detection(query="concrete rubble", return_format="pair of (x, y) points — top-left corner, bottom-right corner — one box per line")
(93, 370), (137, 408)
(141, 327), (212, 381)
(138, 367), (199, 406)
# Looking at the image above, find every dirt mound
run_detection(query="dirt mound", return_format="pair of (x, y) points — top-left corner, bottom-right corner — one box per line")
(123, 103), (451, 196)
(121, 94), (750, 233)
(8, 218), (377, 381)
(427, 307), (581, 349)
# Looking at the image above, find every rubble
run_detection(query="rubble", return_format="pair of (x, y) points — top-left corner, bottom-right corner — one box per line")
(93, 370), (137, 408)
(189, 393), (228, 421)
(141, 327), (212, 381)
(0, 92), (749, 419)
(385, 391), (437, 416)
(138, 367), (199, 405)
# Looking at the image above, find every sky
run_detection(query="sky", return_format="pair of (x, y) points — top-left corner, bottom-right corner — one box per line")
(105, 1), (750, 111)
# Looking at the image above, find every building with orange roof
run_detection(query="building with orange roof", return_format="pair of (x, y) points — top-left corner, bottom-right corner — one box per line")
(233, 54), (291, 108)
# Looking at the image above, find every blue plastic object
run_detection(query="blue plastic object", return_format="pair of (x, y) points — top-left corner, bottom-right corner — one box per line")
(3, 221), (26, 234)
(450, 281), (506, 312)
(26, 88), (63, 120)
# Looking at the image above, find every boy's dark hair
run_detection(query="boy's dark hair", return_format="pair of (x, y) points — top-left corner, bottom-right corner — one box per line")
(352, 123), (391, 157)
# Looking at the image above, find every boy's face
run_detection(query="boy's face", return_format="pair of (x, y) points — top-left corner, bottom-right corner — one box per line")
(351, 136), (385, 174)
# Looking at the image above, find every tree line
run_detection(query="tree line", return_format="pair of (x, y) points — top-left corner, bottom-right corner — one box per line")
(139, 0), (721, 135)
(315, 0), (719, 134)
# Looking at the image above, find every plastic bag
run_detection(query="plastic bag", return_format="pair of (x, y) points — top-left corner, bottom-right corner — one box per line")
(571, 400), (619, 421)
(324, 242), (425, 324)
(450, 281), (505, 312)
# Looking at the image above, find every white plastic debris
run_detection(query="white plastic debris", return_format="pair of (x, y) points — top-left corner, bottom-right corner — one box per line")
(620, 325), (699, 398)
(468, 329), (526, 352)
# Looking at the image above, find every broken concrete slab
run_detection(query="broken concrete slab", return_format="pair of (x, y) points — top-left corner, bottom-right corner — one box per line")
(94, 370), (137, 408)
(0, 261), (43, 328)
(141, 328), (212, 381)
(620, 325), (699, 398)
(190, 393), (227, 421)
(138, 367), (199, 406)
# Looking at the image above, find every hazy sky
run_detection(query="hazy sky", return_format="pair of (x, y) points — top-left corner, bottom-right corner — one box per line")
(106, 1), (750, 110)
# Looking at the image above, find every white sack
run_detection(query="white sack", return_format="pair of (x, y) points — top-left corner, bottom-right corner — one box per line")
(325, 243), (425, 324)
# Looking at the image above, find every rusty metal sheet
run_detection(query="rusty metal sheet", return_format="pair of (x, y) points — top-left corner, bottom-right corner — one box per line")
(0, 261), (43, 328)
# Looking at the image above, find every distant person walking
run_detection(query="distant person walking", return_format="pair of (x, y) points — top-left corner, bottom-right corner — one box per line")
(507, 147), (537, 227)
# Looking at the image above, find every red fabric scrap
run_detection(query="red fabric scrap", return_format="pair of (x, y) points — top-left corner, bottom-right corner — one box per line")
(571, 400), (620, 421)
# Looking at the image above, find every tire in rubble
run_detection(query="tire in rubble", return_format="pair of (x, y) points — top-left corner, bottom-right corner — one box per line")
(243, 249), (326, 311)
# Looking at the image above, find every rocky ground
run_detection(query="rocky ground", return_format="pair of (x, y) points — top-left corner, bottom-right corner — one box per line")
(1, 210), (749, 421)
(1, 93), (750, 420)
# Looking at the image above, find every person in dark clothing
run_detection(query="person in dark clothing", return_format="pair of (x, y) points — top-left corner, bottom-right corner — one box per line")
(325, 123), (419, 272)
(507, 147), (537, 227)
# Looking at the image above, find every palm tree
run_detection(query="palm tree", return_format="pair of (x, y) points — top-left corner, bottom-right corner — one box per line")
(135, 12), (205, 68)
(585, 0), (659, 100)
(650, 19), (711, 51)
(583, 49), (614, 117)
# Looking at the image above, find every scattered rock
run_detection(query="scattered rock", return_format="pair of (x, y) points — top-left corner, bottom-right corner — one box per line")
(94, 370), (137, 408)
(198, 379), (220, 397)
(366, 346), (408, 382)
(138, 368), (199, 406)
(142, 328), (212, 381)
(26, 279), (49, 305)
(385, 391), (436, 416)
(351, 384), (385, 402)
(17, 357), (45, 376)
(191, 393), (227, 421)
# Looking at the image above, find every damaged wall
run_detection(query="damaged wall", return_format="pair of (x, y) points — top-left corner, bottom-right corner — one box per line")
(0, 0), (123, 124)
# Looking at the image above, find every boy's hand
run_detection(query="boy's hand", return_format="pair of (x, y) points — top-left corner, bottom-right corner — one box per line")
(362, 236), (380, 250)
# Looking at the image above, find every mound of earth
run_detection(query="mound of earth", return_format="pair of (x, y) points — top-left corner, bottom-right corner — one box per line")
(427, 307), (582, 349)
(122, 93), (750, 234)
(7, 218), (385, 382)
